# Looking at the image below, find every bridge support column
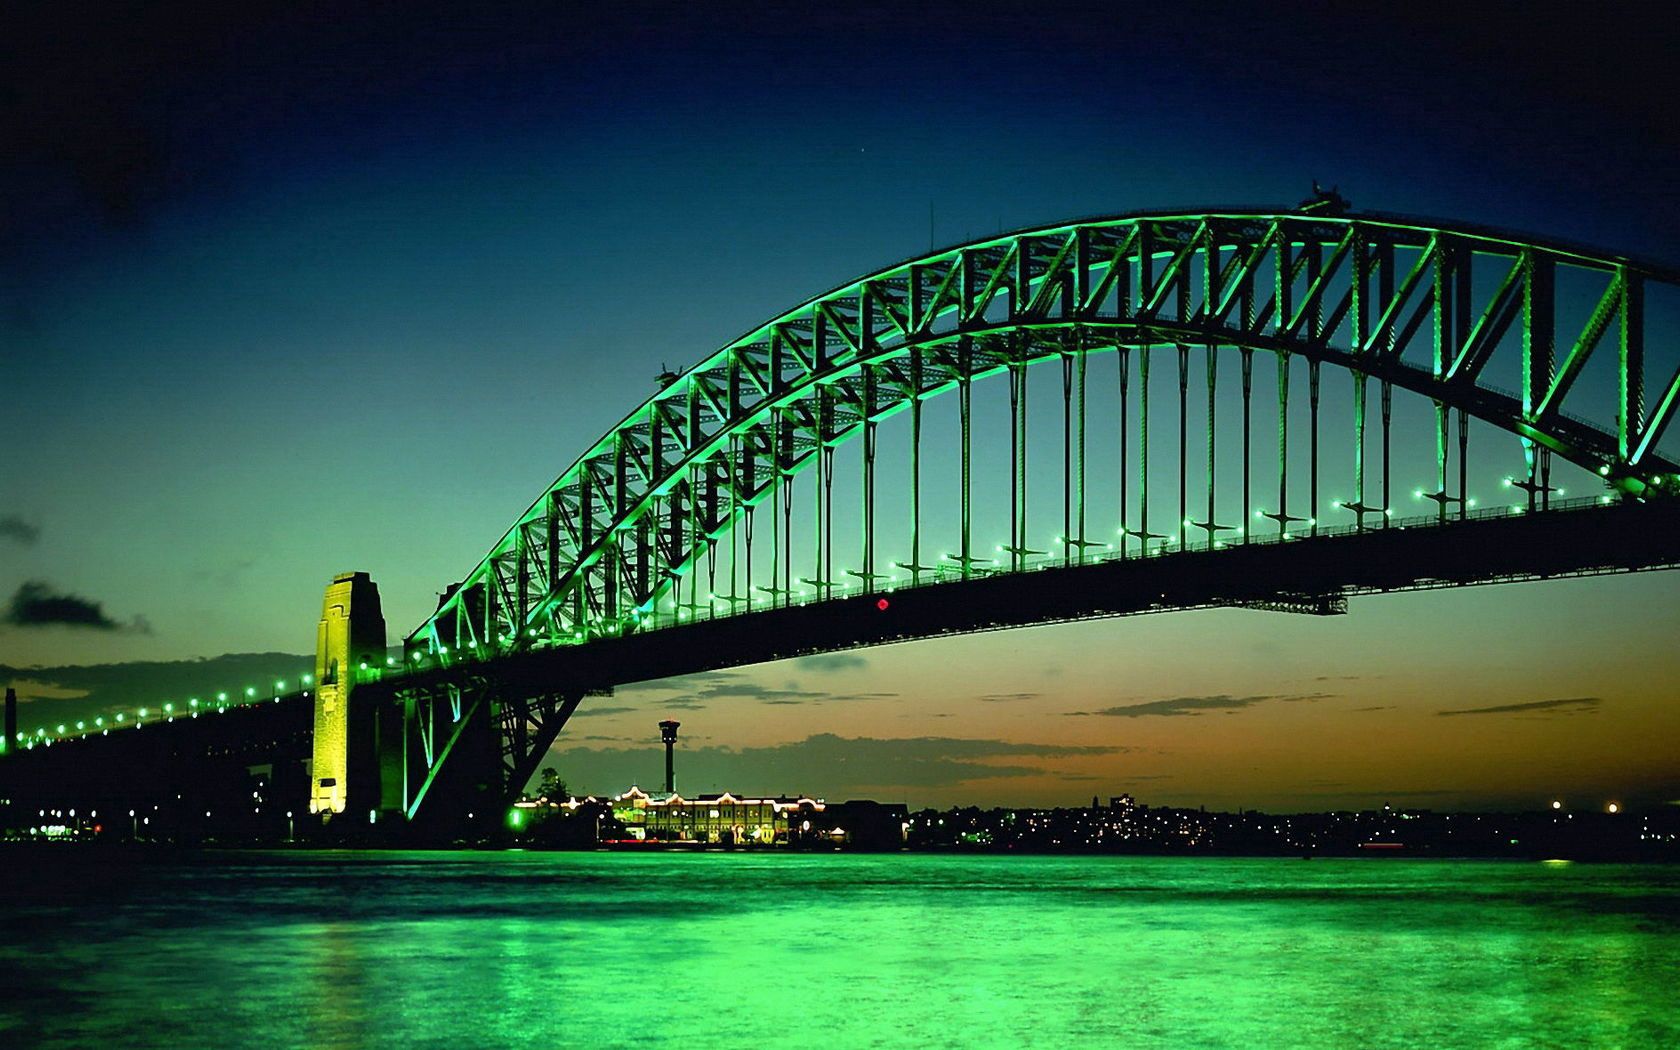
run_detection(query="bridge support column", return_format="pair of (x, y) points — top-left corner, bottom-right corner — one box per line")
(308, 572), (387, 816)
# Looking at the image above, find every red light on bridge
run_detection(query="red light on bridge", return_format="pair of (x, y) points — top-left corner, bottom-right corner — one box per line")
(876, 598), (890, 611)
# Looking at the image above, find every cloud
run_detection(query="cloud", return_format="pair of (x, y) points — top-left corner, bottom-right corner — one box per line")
(1351, 705), (1394, 712)
(762, 690), (898, 707)
(615, 669), (893, 707)
(1068, 692), (1332, 718)
(193, 557), (256, 588)
(794, 654), (869, 673)
(1436, 697), (1603, 717)
(2, 581), (145, 631)
(979, 692), (1039, 703)
(0, 516), (40, 545)
(710, 682), (826, 703)
(551, 732), (1129, 796)
(570, 706), (639, 719)
(4, 678), (90, 701)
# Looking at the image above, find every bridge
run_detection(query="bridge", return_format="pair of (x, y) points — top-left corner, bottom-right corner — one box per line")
(6, 201), (1680, 841)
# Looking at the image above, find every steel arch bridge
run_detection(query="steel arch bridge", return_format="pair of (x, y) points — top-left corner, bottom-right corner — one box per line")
(412, 203), (1680, 664)
(10, 200), (1680, 838)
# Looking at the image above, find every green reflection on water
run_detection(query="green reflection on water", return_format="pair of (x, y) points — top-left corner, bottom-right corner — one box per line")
(2, 853), (1677, 1049)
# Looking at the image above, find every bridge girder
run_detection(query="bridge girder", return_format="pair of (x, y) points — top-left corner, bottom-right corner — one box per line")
(411, 209), (1680, 663)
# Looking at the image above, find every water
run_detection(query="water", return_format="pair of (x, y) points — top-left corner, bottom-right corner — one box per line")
(2, 851), (1677, 1049)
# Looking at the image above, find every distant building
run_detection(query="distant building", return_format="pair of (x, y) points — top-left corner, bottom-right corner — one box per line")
(515, 786), (907, 847)
(519, 786), (825, 844)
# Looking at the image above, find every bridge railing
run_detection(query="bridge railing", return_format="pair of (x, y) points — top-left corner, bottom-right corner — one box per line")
(396, 489), (1663, 673)
(11, 688), (310, 753)
(613, 492), (1623, 635)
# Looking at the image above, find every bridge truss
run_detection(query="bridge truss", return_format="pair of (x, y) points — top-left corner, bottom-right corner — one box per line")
(412, 206), (1680, 665)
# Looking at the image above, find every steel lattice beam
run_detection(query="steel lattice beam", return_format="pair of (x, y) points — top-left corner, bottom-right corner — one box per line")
(411, 208), (1680, 663)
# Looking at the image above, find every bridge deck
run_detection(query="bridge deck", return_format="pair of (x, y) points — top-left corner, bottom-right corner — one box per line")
(448, 499), (1680, 697)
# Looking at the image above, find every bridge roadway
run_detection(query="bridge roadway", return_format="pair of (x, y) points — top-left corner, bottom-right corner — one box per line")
(403, 497), (1680, 702)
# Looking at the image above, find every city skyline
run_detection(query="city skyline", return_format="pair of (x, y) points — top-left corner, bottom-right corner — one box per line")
(6, 3), (1680, 812)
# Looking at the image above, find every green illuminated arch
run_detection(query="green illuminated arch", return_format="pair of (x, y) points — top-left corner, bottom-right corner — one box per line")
(411, 208), (1680, 659)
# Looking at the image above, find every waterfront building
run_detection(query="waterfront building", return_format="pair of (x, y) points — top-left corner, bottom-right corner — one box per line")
(523, 786), (827, 844)
(515, 787), (910, 847)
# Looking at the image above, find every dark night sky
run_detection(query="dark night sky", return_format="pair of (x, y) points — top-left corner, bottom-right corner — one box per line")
(4, 2), (1679, 808)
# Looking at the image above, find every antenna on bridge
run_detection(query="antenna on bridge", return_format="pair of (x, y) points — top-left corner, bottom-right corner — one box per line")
(1298, 181), (1351, 216)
